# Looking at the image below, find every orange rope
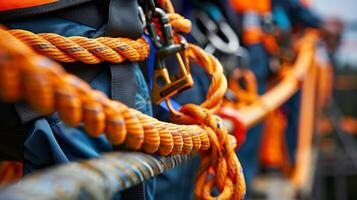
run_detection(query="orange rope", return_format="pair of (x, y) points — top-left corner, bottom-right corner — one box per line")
(156, 1), (246, 199)
(8, 30), (150, 64)
(291, 56), (318, 187)
(225, 68), (259, 109)
(0, 29), (216, 156)
(6, 13), (190, 65)
(259, 109), (288, 169)
(233, 31), (318, 128)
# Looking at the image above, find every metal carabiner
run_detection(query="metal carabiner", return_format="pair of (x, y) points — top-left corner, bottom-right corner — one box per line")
(138, 6), (146, 29)
(145, 7), (193, 104)
(192, 5), (240, 55)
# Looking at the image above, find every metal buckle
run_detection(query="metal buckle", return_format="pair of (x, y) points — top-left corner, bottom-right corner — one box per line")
(145, 6), (193, 104)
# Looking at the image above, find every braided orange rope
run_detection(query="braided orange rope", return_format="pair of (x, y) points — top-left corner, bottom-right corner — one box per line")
(0, 29), (216, 156)
(157, 1), (246, 199)
(8, 30), (149, 64)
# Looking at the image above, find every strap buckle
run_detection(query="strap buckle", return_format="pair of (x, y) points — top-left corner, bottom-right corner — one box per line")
(145, 6), (193, 104)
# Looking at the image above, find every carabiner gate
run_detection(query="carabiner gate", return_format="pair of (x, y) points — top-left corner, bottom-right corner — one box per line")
(145, 6), (193, 104)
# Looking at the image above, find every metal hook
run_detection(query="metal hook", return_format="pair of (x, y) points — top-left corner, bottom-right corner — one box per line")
(144, 7), (193, 104)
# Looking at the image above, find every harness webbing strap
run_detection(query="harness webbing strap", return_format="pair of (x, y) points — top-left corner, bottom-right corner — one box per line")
(110, 63), (137, 108)
(106, 0), (143, 107)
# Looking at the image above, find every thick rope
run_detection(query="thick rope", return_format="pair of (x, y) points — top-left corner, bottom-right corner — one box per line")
(6, 14), (189, 65)
(8, 30), (150, 64)
(0, 29), (215, 156)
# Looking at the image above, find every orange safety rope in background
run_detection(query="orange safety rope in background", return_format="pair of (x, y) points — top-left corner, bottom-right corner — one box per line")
(224, 68), (259, 109)
(215, 31), (319, 192)
(291, 57), (318, 188)
(233, 31), (318, 129)
(259, 109), (288, 169)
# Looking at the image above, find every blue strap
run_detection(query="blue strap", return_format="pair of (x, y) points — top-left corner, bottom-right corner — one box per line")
(144, 35), (156, 89)
(159, 99), (182, 112)
(144, 35), (182, 112)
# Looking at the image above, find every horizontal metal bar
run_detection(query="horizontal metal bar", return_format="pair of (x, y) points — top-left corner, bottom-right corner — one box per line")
(0, 152), (191, 200)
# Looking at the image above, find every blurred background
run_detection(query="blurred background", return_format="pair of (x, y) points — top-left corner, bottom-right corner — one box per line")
(251, 0), (357, 199)
(313, 0), (357, 200)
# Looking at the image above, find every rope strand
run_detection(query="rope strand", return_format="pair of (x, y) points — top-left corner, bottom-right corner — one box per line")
(0, 29), (218, 157)
(8, 30), (150, 64)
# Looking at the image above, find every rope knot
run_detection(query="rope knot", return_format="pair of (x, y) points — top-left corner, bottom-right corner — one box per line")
(169, 104), (245, 200)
